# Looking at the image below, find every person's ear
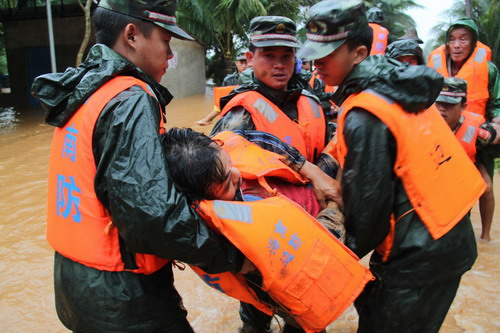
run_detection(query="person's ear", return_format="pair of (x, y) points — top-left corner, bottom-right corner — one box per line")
(123, 23), (138, 48)
(246, 51), (254, 67)
(353, 45), (368, 65)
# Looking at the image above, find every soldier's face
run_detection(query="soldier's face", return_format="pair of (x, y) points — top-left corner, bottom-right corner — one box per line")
(435, 101), (464, 129)
(313, 43), (362, 87)
(447, 28), (474, 65)
(248, 46), (295, 91)
(235, 59), (248, 73)
(397, 55), (419, 66)
(133, 25), (174, 82)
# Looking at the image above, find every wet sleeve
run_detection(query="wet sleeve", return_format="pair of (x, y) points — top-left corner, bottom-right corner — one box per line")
(314, 153), (340, 179)
(92, 87), (244, 274)
(231, 130), (306, 172)
(476, 122), (497, 146)
(342, 108), (396, 258)
(487, 62), (500, 119)
(210, 106), (256, 135)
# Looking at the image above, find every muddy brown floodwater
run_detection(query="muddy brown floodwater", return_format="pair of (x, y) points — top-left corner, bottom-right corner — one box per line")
(0, 93), (499, 332)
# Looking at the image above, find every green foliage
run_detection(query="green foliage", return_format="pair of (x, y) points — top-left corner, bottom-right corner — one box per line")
(177, 0), (425, 80)
(0, 23), (8, 75)
(365, 0), (422, 40)
(177, 0), (306, 79)
(206, 50), (226, 86)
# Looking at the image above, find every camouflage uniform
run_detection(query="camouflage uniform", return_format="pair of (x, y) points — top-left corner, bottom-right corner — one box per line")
(435, 77), (498, 151)
(366, 7), (384, 24)
(211, 16), (333, 144)
(222, 50), (247, 86)
(213, 16), (329, 333)
(99, 0), (193, 40)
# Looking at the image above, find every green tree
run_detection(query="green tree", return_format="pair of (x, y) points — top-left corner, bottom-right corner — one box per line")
(297, 0), (421, 47)
(177, 0), (304, 85)
(365, 0), (422, 40)
(75, 0), (93, 66)
(0, 23), (8, 75)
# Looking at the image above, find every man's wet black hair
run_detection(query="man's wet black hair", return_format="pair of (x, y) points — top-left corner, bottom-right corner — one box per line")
(345, 26), (373, 55)
(162, 128), (227, 201)
(93, 7), (154, 47)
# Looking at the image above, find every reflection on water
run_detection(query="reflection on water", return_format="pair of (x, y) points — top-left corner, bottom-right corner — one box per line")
(0, 107), (19, 134)
(0, 94), (499, 332)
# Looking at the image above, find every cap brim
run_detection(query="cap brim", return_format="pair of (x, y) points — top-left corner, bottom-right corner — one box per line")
(251, 40), (300, 48)
(155, 22), (194, 41)
(297, 39), (345, 60)
(435, 95), (461, 104)
(395, 52), (416, 58)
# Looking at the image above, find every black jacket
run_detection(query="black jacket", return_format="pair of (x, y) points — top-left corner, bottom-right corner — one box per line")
(31, 44), (244, 331)
(337, 56), (477, 287)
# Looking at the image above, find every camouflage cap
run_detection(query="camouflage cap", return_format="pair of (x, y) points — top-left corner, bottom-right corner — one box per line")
(386, 39), (425, 65)
(98, 0), (194, 40)
(236, 50), (247, 61)
(248, 16), (300, 48)
(435, 77), (467, 104)
(297, 0), (369, 60)
(366, 7), (384, 24)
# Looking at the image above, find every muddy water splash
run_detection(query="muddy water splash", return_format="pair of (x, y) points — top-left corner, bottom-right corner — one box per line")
(0, 96), (499, 332)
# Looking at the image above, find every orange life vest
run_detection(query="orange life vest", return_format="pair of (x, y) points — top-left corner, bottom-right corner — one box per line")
(428, 44), (489, 117)
(308, 70), (336, 94)
(455, 111), (485, 162)
(221, 91), (326, 162)
(336, 90), (486, 260)
(477, 41), (492, 61)
(213, 130), (307, 186)
(309, 72), (337, 109)
(46, 76), (169, 274)
(308, 71), (318, 90)
(213, 85), (238, 110)
(320, 134), (339, 165)
(196, 197), (373, 332)
(324, 84), (336, 93)
(369, 23), (389, 55)
(191, 131), (373, 332)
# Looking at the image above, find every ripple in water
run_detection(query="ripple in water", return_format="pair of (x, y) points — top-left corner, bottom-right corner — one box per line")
(0, 106), (19, 133)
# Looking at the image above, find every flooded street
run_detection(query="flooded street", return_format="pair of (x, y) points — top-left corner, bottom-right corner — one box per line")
(0, 94), (499, 332)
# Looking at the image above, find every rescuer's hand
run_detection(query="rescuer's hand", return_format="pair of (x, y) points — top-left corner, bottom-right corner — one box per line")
(299, 161), (343, 209)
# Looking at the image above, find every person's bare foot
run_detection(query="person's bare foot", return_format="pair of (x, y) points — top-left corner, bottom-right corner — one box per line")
(480, 233), (491, 242)
(194, 119), (212, 126)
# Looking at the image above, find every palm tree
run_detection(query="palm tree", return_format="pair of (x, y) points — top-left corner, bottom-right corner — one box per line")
(177, 0), (423, 84)
(365, 0), (422, 40)
(177, 0), (305, 84)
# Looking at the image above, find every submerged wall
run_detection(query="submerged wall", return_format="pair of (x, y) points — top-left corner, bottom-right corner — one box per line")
(0, 17), (205, 108)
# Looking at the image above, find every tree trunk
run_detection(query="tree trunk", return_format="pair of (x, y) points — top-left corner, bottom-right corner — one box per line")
(76, 0), (92, 67)
(223, 32), (234, 76)
(465, 0), (473, 18)
(224, 53), (233, 76)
